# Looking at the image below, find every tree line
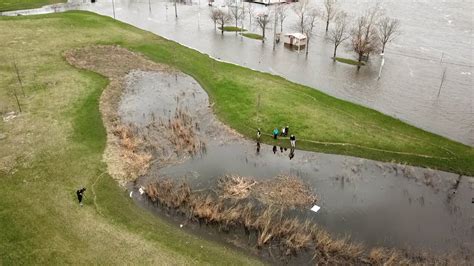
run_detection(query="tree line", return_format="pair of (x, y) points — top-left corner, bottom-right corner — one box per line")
(210, 0), (401, 68)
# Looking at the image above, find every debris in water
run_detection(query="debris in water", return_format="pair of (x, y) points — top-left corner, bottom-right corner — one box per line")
(310, 205), (321, 213)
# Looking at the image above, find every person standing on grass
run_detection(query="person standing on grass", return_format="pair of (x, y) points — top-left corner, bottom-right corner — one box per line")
(290, 134), (296, 148)
(257, 128), (261, 141)
(76, 187), (86, 207)
(285, 125), (289, 137)
(281, 126), (286, 136)
(273, 128), (279, 139)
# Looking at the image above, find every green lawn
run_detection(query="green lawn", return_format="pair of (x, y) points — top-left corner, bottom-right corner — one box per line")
(0, 0), (65, 12)
(241, 32), (263, 40)
(334, 57), (365, 66)
(0, 12), (260, 265)
(219, 26), (247, 32)
(0, 10), (473, 264)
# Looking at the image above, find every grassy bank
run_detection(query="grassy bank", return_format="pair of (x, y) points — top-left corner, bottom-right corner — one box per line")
(0, 13), (260, 264)
(0, 0), (65, 12)
(219, 26), (247, 32)
(241, 32), (263, 40)
(0, 10), (473, 263)
(334, 57), (365, 66)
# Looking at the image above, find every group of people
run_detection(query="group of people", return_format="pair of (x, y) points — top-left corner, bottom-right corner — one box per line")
(256, 126), (297, 159)
(257, 126), (296, 148)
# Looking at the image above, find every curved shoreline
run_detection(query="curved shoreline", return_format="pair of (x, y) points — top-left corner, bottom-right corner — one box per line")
(63, 44), (472, 263)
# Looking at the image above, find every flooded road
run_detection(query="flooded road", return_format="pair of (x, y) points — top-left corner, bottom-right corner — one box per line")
(120, 70), (474, 256)
(77, 0), (473, 146)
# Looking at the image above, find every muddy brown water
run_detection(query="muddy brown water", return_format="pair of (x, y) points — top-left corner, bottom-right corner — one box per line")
(119, 70), (474, 260)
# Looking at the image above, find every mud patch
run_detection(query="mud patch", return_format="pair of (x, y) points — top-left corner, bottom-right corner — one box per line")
(65, 45), (169, 183)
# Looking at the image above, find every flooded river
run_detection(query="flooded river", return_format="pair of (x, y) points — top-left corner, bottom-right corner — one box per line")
(75, 0), (474, 146)
(120, 70), (474, 257)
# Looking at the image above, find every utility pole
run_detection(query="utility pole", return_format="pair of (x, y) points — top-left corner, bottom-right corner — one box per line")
(174, 0), (178, 18)
(13, 60), (25, 96)
(437, 66), (447, 97)
(111, 0), (116, 19)
(377, 53), (385, 80)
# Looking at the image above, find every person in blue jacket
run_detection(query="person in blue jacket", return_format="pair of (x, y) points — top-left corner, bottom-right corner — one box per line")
(273, 128), (279, 139)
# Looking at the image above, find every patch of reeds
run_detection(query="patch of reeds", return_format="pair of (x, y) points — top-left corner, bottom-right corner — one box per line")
(113, 124), (152, 178)
(167, 107), (205, 156)
(144, 178), (463, 264)
(217, 175), (257, 199)
(253, 175), (318, 208)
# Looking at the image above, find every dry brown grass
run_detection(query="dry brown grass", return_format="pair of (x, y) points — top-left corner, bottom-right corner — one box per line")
(146, 178), (191, 209)
(64, 45), (171, 183)
(218, 175), (257, 199)
(144, 178), (464, 264)
(112, 124), (152, 179)
(218, 174), (317, 208)
(253, 175), (318, 208)
(166, 107), (204, 156)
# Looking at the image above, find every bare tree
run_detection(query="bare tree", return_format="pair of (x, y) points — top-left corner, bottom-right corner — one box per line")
(377, 16), (401, 53)
(210, 8), (219, 30)
(228, 0), (244, 33)
(351, 4), (382, 69)
(213, 8), (233, 35)
(292, 0), (310, 33)
(246, 2), (255, 30)
(328, 11), (350, 60)
(303, 9), (318, 58)
(323, 0), (338, 32)
(275, 4), (288, 32)
(255, 11), (271, 43)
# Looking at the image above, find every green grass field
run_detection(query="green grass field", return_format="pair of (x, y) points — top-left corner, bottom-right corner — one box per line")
(241, 32), (263, 40)
(0, 0), (65, 12)
(0, 11), (473, 264)
(219, 26), (247, 32)
(0, 12), (261, 265)
(335, 57), (365, 66)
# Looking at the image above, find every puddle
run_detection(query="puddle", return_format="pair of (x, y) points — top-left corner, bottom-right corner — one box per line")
(120, 70), (474, 258)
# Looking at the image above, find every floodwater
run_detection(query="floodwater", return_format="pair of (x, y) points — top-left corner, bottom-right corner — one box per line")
(75, 0), (473, 146)
(120, 70), (474, 257)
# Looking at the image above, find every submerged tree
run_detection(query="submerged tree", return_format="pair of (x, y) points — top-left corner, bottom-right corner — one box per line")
(210, 8), (219, 30)
(228, 0), (245, 33)
(302, 9), (318, 58)
(212, 8), (233, 35)
(173, 0), (178, 18)
(292, 0), (311, 34)
(246, 2), (255, 30)
(323, 0), (338, 32)
(328, 11), (350, 60)
(351, 4), (382, 69)
(275, 4), (288, 32)
(377, 16), (401, 53)
(255, 11), (272, 43)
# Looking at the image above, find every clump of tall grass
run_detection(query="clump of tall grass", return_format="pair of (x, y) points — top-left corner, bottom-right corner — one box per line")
(144, 178), (460, 264)
(113, 124), (152, 178)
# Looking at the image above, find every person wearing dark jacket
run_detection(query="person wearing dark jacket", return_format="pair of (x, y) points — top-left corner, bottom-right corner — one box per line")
(76, 187), (86, 207)
(290, 134), (296, 148)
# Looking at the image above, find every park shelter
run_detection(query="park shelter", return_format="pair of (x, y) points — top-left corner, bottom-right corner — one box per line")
(283, 33), (307, 49)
